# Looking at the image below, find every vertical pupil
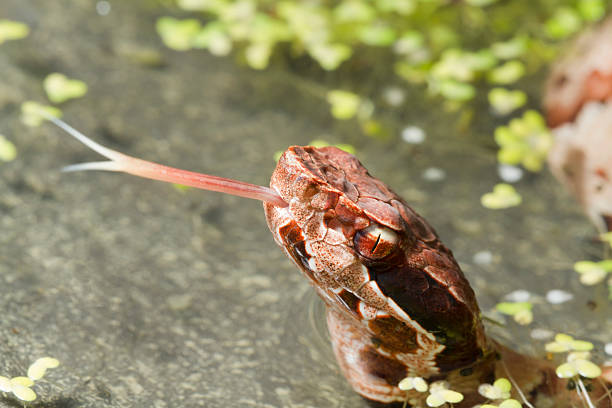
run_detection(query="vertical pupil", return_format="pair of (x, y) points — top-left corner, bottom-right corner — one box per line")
(354, 225), (398, 259)
(370, 233), (381, 254)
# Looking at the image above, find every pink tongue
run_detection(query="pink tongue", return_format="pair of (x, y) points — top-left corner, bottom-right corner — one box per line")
(47, 115), (288, 208)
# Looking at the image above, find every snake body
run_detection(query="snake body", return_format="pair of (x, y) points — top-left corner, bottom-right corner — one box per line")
(264, 146), (611, 407)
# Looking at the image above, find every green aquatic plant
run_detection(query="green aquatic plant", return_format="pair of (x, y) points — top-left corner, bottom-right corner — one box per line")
(398, 376), (428, 393)
(21, 102), (62, 127)
(573, 260), (612, 286)
(43, 73), (88, 104)
(0, 357), (60, 402)
(0, 135), (17, 162)
(0, 19), (29, 44)
(488, 88), (527, 116)
(495, 301), (533, 325)
(545, 334), (604, 407)
(478, 378), (522, 408)
(481, 184), (522, 210)
(425, 381), (464, 407)
(327, 90), (362, 120)
(494, 110), (552, 172)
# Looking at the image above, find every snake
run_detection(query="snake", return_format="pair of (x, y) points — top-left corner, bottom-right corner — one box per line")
(45, 116), (612, 407)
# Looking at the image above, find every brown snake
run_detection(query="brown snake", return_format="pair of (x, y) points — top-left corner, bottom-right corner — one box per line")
(46, 116), (612, 407)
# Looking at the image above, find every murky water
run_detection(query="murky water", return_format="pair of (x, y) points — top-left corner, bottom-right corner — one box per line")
(0, 1), (609, 407)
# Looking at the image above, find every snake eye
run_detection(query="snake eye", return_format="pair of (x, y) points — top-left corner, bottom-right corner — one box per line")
(353, 225), (399, 259)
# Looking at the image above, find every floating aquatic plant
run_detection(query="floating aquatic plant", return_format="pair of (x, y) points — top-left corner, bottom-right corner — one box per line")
(545, 334), (603, 406)
(0, 357), (60, 402)
(43, 73), (88, 104)
(487, 60), (525, 85)
(398, 376), (428, 393)
(495, 301), (533, 325)
(555, 351), (602, 379)
(0, 135), (17, 162)
(425, 381), (463, 407)
(481, 184), (522, 210)
(494, 110), (552, 172)
(488, 88), (527, 115)
(478, 377), (522, 408)
(156, 17), (203, 51)
(478, 378), (512, 400)
(0, 19), (29, 44)
(20, 102), (62, 127)
(545, 333), (594, 353)
(327, 90), (362, 120)
(545, 7), (583, 39)
(573, 260), (612, 286)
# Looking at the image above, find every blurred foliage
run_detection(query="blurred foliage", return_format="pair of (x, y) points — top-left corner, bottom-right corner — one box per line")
(43, 73), (88, 104)
(0, 19), (29, 44)
(480, 183), (522, 209)
(160, 0), (608, 102)
(494, 110), (552, 172)
(156, 0), (609, 177)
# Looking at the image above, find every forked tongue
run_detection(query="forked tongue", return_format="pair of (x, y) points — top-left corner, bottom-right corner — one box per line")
(44, 115), (288, 208)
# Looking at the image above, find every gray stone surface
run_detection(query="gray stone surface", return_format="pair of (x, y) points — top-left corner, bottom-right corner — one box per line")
(0, 1), (609, 407)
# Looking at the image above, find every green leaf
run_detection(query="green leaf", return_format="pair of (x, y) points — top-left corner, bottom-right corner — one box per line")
(245, 43), (272, 69)
(156, 17), (201, 51)
(488, 60), (525, 84)
(481, 184), (522, 209)
(488, 88), (527, 115)
(359, 24), (396, 46)
(545, 8), (582, 39)
(556, 362), (578, 378)
(0, 135), (17, 162)
(21, 101), (62, 127)
(499, 399), (522, 408)
(491, 36), (528, 60)
(578, 0), (605, 21)
(327, 90), (361, 120)
(333, 1), (376, 22)
(192, 22), (232, 56)
(493, 378), (511, 393)
(437, 80), (475, 102)
(0, 19), (29, 44)
(43, 73), (88, 104)
(495, 301), (532, 315)
(309, 43), (352, 70)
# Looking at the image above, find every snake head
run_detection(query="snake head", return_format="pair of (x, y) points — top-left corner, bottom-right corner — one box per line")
(265, 146), (489, 379)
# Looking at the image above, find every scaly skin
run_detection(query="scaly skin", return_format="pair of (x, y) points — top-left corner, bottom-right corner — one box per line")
(264, 146), (612, 407)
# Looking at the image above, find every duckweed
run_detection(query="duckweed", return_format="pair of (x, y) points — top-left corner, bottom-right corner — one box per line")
(0, 135), (17, 162)
(43, 73), (88, 104)
(0, 19), (29, 44)
(481, 184), (522, 210)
